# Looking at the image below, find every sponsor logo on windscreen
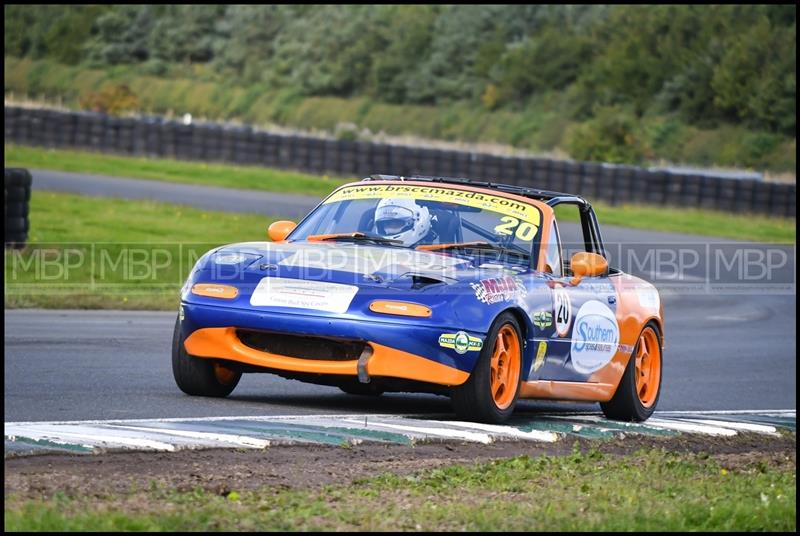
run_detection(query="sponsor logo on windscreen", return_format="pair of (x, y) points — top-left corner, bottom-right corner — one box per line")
(324, 184), (541, 226)
(471, 276), (527, 304)
(570, 300), (620, 374)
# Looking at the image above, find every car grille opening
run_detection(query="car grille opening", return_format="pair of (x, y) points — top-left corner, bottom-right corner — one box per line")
(236, 329), (366, 361)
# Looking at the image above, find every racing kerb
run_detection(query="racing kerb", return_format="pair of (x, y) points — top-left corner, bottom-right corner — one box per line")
(5, 410), (795, 457)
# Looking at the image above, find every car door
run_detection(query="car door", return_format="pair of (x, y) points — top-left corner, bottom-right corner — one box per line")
(530, 214), (620, 382)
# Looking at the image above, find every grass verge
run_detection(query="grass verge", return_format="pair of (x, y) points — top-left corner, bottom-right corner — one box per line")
(4, 144), (351, 197)
(554, 203), (796, 244)
(4, 191), (275, 310)
(4, 445), (795, 531)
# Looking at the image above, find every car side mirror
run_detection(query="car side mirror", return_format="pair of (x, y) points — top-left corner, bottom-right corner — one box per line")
(570, 252), (608, 286)
(268, 220), (297, 242)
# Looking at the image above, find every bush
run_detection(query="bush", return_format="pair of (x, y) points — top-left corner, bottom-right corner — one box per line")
(78, 84), (139, 115)
(565, 106), (651, 164)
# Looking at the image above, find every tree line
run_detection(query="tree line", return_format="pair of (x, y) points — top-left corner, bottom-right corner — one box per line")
(5, 5), (796, 137)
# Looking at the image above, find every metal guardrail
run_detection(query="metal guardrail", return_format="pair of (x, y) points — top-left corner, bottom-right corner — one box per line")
(4, 106), (794, 217)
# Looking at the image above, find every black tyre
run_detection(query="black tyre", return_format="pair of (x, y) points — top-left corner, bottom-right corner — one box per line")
(601, 322), (663, 422)
(5, 186), (30, 203)
(338, 381), (384, 396)
(171, 315), (241, 397)
(4, 232), (27, 248)
(451, 312), (523, 424)
(5, 202), (29, 218)
(5, 217), (26, 233)
(4, 168), (32, 188)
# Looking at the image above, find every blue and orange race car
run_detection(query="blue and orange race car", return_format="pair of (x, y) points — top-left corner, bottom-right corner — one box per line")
(173, 175), (664, 423)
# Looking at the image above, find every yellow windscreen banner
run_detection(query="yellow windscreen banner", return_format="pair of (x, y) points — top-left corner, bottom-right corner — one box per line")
(324, 184), (541, 226)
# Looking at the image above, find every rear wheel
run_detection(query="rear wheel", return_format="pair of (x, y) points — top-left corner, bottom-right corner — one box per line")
(171, 316), (241, 397)
(601, 322), (662, 421)
(451, 312), (523, 424)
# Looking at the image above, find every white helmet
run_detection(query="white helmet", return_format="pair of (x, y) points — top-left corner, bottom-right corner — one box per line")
(374, 198), (431, 246)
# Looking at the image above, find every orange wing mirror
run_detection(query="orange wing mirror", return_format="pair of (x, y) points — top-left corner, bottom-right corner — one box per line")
(268, 220), (297, 242)
(570, 252), (608, 286)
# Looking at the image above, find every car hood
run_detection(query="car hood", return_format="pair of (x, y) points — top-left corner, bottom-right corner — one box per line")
(193, 241), (529, 289)
(183, 241), (537, 330)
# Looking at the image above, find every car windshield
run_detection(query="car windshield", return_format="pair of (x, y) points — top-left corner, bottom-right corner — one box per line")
(289, 183), (543, 267)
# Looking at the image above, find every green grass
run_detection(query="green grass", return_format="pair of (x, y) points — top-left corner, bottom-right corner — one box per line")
(4, 144), (352, 197)
(6, 144), (795, 243)
(554, 203), (796, 244)
(4, 447), (795, 531)
(4, 191), (276, 310)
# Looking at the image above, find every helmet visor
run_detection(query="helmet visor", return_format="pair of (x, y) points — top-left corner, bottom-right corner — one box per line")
(375, 206), (414, 236)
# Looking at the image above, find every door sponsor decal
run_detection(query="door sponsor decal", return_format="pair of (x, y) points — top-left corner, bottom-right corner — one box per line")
(250, 277), (359, 313)
(532, 341), (547, 373)
(439, 331), (483, 354)
(569, 300), (620, 374)
(471, 276), (527, 305)
(553, 286), (572, 337)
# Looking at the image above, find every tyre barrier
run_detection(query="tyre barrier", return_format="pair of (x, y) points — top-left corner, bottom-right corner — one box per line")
(4, 106), (796, 218)
(4, 168), (32, 249)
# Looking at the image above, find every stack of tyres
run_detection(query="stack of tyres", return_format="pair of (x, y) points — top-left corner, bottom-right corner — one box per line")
(4, 168), (32, 249)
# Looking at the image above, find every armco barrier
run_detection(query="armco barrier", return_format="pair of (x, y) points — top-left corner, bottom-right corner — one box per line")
(4, 106), (795, 217)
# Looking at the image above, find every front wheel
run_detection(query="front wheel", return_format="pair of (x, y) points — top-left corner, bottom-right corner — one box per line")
(171, 315), (241, 397)
(451, 312), (523, 424)
(601, 322), (663, 421)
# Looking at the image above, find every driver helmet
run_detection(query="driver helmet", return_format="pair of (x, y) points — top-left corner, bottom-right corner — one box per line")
(374, 198), (431, 246)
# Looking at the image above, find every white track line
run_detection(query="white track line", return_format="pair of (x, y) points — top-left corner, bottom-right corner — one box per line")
(5, 424), (176, 451)
(433, 420), (560, 442)
(669, 418), (779, 436)
(106, 424), (271, 449)
(340, 418), (493, 444)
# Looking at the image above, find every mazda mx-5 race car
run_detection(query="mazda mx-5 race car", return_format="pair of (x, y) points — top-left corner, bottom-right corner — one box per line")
(173, 175), (664, 423)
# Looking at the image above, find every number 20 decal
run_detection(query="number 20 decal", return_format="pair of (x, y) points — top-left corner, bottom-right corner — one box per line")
(494, 216), (538, 241)
(554, 286), (572, 337)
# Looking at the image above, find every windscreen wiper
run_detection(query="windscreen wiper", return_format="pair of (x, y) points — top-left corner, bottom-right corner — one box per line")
(417, 241), (530, 260)
(306, 232), (405, 246)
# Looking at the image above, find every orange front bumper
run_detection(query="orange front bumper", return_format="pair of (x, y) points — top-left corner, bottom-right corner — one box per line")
(184, 327), (470, 386)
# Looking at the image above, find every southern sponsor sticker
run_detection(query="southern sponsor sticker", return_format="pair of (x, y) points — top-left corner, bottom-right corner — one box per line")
(439, 331), (483, 354)
(532, 341), (547, 373)
(533, 310), (553, 329)
(179, 304), (184, 321)
(470, 276), (527, 305)
(569, 300), (620, 374)
(250, 277), (359, 313)
(553, 286), (572, 337)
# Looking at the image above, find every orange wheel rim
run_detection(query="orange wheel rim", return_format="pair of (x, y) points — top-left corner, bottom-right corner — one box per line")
(213, 363), (237, 385)
(490, 325), (521, 410)
(634, 327), (661, 408)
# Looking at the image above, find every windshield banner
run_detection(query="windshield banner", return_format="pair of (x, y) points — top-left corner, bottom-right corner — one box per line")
(324, 184), (541, 226)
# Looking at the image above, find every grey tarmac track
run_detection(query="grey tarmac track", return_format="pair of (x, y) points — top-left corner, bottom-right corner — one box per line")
(29, 168), (321, 220)
(4, 168), (796, 422)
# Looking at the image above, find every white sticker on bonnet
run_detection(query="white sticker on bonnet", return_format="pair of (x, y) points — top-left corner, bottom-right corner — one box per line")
(250, 277), (359, 314)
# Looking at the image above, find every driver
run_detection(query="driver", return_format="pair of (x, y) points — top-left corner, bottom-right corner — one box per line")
(374, 198), (434, 246)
